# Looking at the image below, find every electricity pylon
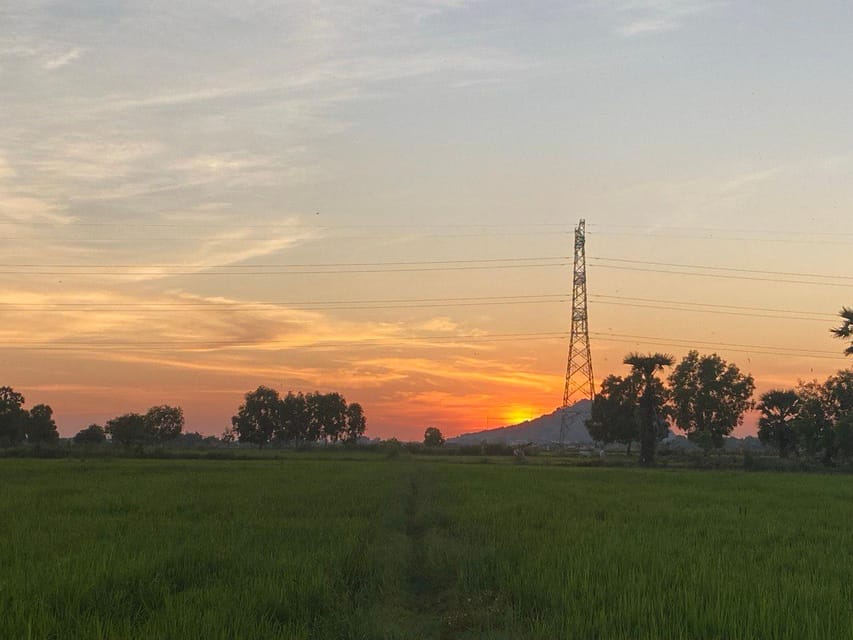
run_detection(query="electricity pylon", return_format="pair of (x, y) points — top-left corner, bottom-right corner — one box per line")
(559, 218), (595, 446)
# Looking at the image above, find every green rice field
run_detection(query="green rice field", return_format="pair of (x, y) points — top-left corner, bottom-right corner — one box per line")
(1, 457), (852, 639)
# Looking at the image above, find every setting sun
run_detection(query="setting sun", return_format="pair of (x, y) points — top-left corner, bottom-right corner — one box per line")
(503, 405), (544, 427)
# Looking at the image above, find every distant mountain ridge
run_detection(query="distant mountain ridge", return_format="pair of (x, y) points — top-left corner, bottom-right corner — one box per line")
(448, 400), (593, 445)
(447, 400), (767, 450)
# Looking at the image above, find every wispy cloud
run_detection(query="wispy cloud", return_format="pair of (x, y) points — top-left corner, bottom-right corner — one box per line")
(44, 47), (83, 70)
(606, 0), (725, 38)
(616, 17), (679, 37)
(0, 151), (75, 224)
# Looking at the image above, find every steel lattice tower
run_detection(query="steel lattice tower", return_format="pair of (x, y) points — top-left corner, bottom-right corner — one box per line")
(560, 219), (594, 445)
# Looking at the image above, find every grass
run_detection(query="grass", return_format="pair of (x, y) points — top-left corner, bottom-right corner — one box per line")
(1, 457), (852, 638)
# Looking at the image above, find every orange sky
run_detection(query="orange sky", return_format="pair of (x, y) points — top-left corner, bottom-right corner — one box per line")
(3, 2), (852, 440)
(4, 226), (850, 440)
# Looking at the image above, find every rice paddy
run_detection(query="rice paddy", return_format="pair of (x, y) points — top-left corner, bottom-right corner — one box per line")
(1, 457), (852, 639)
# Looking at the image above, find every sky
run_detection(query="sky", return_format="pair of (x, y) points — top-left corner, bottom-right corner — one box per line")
(1, 1), (852, 440)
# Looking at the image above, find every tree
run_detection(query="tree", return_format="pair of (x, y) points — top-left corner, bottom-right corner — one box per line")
(424, 426), (445, 447)
(836, 412), (853, 461)
(831, 307), (853, 356)
(145, 405), (184, 442)
(231, 386), (281, 447)
(587, 374), (642, 454)
(26, 404), (59, 444)
(668, 351), (755, 451)
(278, 391), (309, 444)
(304, 392), (325, 442)
(756, 390), (799, 457)
(313, 392), (348, 443)
(0, 386), (28, 446)
(106, 413), (153, 446)
(623, 353), (673, 465)
(792, 380), (830, 458)
(810, 370), (853, 463)
(344, 402), (367, 443)
(73, 424), (107, 445)
(823, 369), (853, 417)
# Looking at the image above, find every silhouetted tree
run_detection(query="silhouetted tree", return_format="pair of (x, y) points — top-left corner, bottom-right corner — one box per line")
(73, 424), (106, 445)
(145, 405), (184, 442)
(0, 386), (28, 446)
(305, 392), (324, 442)
(313, 392), (348, 442)
(791, 380), (829, 458)
(836, 412), (853, 461)
(831, 307), (853, 355)
(106, 413), (152, 446)
(668, 351), (755, 451)
(26, 404), (59, 444)
(231, 386), (281, 447)
(823, 369), (853, 416)
(623, 352), (673, 465)
(815, 370), (853, 463)
(587, 374), (642, 454)
(424, 426), (445, 447)
(344, 402), (367, 443)
(757, 390), (799, 457)
(278, 391), (309, 444)
(232, 386), (368, 447)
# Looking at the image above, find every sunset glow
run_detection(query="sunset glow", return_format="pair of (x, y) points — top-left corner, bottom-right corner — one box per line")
(2, 2), (851, 440)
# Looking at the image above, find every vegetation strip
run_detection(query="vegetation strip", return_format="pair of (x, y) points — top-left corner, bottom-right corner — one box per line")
(3, 458), (853, 638)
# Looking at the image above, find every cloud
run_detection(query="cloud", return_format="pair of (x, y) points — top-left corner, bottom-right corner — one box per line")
(605, 0), (725, 38)
(0, 151), (75, 224)
(719, 166), (785, 193)
(44, 47), (83, 70)
(0, 154), (15, 179)
(616, 17), (679, 37)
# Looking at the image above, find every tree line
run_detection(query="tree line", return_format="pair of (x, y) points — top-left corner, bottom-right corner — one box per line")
(587, 308), (853, 465)
(0, 387), (60, 446)
(0, 385), (366, 449)
(226, 386), (366, 446)
(589, 351), (853, 465)
(588, 351), (754, 464)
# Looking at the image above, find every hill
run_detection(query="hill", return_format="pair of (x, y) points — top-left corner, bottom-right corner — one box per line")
(448, 400), (593, 446)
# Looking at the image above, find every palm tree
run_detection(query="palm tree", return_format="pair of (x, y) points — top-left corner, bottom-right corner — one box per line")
(832, 307), (853, 356)
(623, 352), (674, 465)
(756, 389), (799, 458)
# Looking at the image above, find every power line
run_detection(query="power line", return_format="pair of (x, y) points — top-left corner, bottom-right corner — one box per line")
(0, 230), (574, 241)
(590, 301), (828, 323)
(0, 256), (568, 269)
(591, 335), (845, 362)
(0, 331), (571, 352)
(590, 257), (853, 281)
(0, 297), (569, 312)
(589, 263), (853, 288)
(589, 297), (833, 323)
(0, 262), (568, 276)
(588, 223), (853, 237)
(588, 230), (853, 246)
(590, 294), (834, 318)
(590, 331), (842, 357)
(0, 220), (575, 229)
(0, 325), (845, 364)
(0, 293), (567, 308)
